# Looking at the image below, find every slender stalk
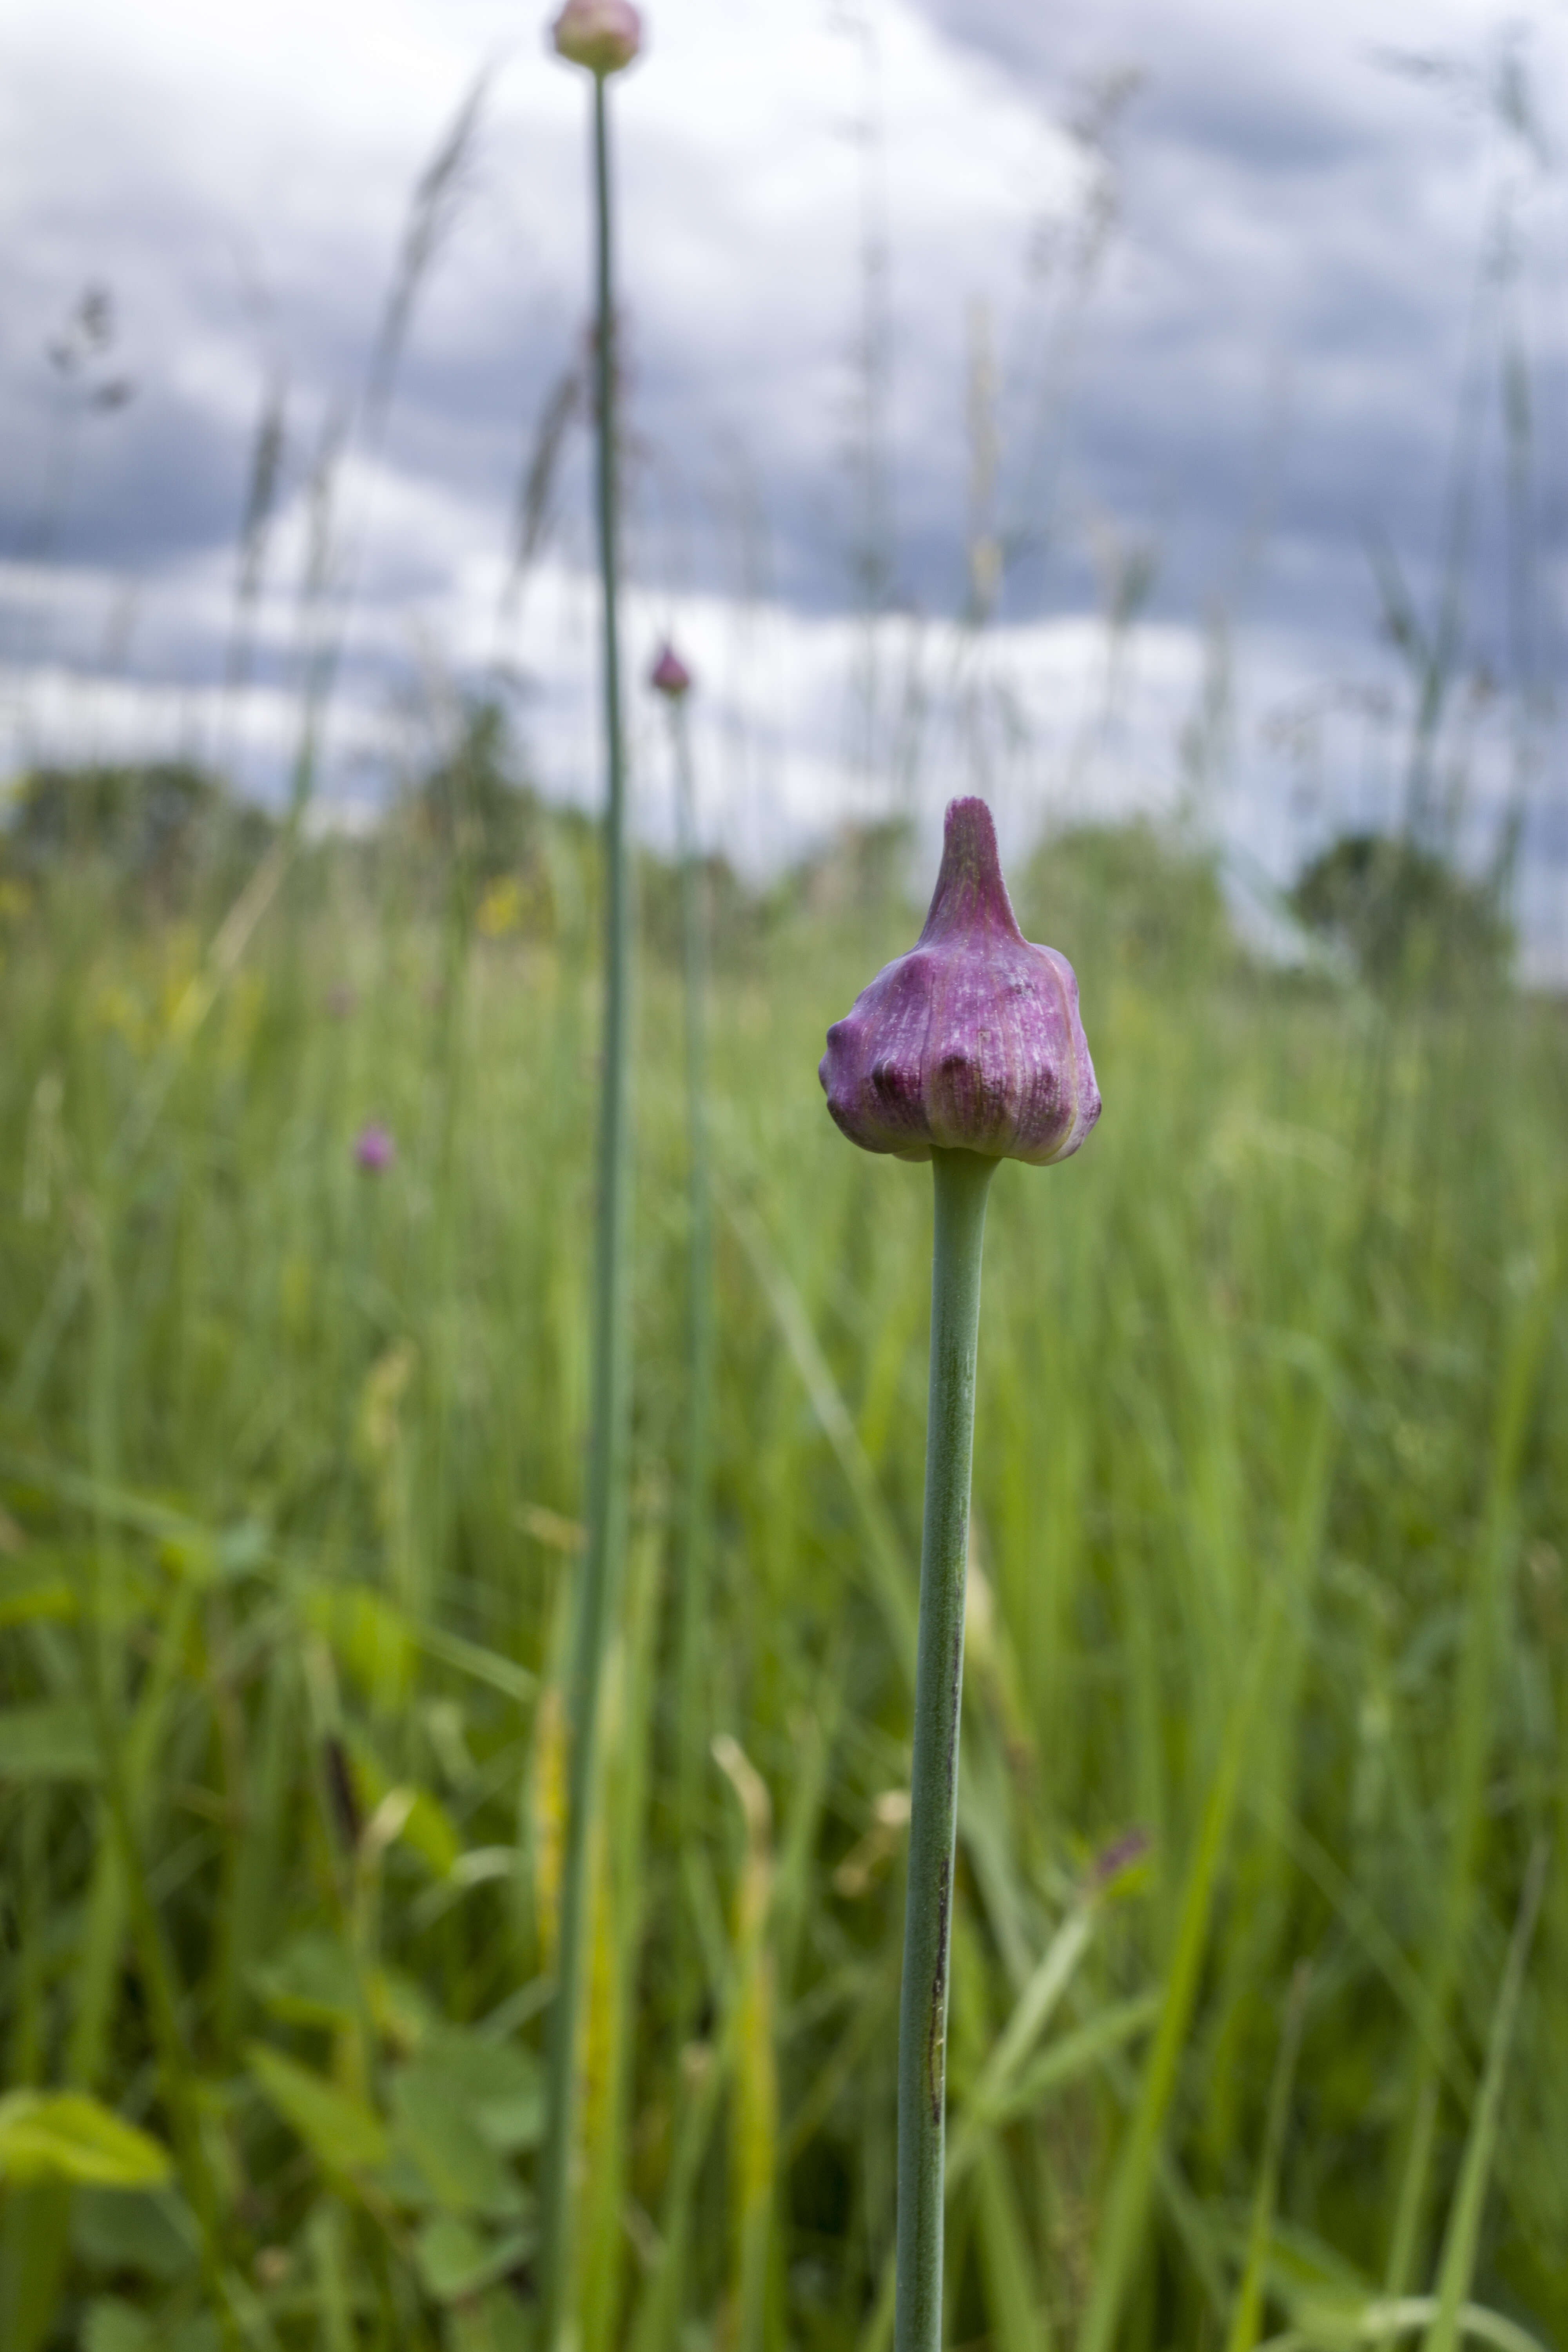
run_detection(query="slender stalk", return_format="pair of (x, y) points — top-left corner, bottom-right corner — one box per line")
(669, 691), (715, 1859)
(897, 1146), (995, 2352)
(540, 69), (634, 2352)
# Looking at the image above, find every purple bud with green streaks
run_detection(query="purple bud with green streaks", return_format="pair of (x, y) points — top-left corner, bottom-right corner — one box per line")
(819, 796), (1101, 1166)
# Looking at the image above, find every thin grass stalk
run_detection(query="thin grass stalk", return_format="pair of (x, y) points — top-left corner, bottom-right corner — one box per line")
(1225, 1964), (1310, 2352)
(540, 67), (634, 2352)
(897, 1146), (995, 2352)
(1421, 1843), (1548, 2352)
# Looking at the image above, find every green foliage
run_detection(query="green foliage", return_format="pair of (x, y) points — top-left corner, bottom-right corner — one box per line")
(1289, 832), (1513, 992)
(637, 847), (760, 975)
(0, 2098), (171, 2190)
(397, 699), (549, 885)
(0, 847), (1560, 2350)
(1, 762), (272, 901)
(1019, 816), (1239, 988)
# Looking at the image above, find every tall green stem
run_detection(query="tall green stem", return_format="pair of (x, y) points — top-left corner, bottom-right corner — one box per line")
(540, 70), (633, 2352)
(669, 694), (714, 1862)
(897, 1146), (995, 2352)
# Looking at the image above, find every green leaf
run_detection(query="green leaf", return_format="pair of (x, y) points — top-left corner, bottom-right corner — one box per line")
(0, 2094), (171, 2188)
(393, 1785), (462, 1879)
(304, 1585), (416, 1706)
(250, 1934), (359, 2030)
(417, 2029), (544, 2152)
(83, 2299), (152, 2352)
(250, 1932), (435, 2047)
(413, 2213), (535, 2303)
(345, 1735), (462, 1879)
(245, 2044), (388, 2175)
(73, 2186), (199, 2282)
(82, 2304), (215, 2352)
(0, 1703), (99, 1781)
(0, 1558), (78, 1628)
(390, 2058), (521, 2217)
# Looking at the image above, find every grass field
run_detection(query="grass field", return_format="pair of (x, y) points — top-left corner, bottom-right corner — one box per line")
(0, 826), (1563, 2352)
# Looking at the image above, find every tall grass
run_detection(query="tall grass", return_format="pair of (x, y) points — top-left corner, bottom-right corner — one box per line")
(0, 830), (1561, 2351)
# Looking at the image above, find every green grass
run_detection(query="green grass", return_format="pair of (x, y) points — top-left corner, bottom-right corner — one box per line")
(0, 842), (1563, 2352)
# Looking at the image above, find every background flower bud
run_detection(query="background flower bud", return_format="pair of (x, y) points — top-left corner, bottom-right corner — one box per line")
(550, 0), (642, 75)
(354, 1122), (396, 1174)
(819, 797), (1100, 1165)
(650, 641), (693, 698)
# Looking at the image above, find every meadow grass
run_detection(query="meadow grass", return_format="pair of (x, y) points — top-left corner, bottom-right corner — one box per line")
(0, 839), (1563, 2352)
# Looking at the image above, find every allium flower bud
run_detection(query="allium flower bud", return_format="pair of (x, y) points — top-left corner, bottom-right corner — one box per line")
(550, 0), (642, 75)
(650, 641), (693, 699)
(819, 797), (1100, 1165)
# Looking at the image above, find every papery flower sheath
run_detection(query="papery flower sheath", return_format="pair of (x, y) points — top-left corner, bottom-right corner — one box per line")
(820, 796), (1100, 1165)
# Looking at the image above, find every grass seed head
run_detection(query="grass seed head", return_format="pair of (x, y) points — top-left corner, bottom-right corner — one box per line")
(819, 795), (1101, 1166)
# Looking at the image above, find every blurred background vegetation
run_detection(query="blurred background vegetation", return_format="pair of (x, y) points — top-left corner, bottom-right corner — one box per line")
(0, 718), (1561, 2352)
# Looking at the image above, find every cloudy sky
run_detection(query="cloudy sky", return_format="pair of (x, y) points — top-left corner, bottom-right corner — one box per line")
(1, 0), (1564, 956)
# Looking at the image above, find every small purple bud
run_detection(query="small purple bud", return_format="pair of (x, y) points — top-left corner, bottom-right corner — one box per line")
(1087, 1826), (1152, 1894)
(650, 641), (693, 699)
(819, 797), (1101, 1166)
(550, 0), (642, 75)
(354, 1123), (395, 1174)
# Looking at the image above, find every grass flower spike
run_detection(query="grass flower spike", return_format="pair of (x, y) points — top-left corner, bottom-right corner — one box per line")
(820, 795), (1100, 1164)
(551, 0), (642, 74)
(821, 795), (1099, 2352)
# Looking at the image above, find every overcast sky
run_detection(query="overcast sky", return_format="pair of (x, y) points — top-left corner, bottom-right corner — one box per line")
(1, 0), (1564, 957)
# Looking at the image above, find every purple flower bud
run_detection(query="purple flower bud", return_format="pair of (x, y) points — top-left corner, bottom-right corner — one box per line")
(550, 0), (642, 75)
(650, 641), (693, 699)
(354, 1122), (396, 1174)
(819, 797), (1101, 1166)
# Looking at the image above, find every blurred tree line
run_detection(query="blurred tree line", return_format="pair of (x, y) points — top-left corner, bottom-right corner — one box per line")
(0, 699), (1517, 995)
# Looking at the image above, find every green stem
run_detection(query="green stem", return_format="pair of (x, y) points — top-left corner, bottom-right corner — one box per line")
(670, 695), (714, 1864)
(897, 1147), (995, 2352)
(540, 69), (634, 2352)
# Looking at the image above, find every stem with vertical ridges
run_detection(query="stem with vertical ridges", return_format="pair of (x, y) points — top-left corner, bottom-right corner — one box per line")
(539, 68), (633, 2352)
(896, 1146), (995, 2352)
(670, 691), (714, 1871)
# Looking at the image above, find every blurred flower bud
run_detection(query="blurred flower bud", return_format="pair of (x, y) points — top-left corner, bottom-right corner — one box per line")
(550, 0), (642, 74)
(819, 797), (1100, 1166)
(650, 641), (693, 698)
(354, 1122), (396, 1174)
